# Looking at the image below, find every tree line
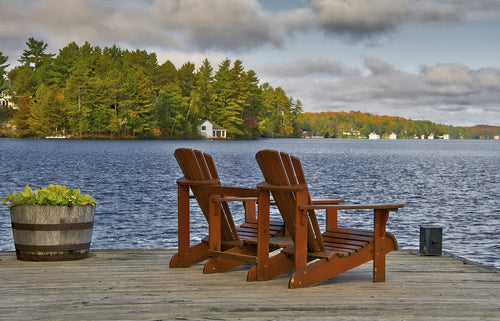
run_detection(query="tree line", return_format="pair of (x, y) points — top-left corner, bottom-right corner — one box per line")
(1, 38), (303, 138)
(1, 39), (498, 140)
(302, 111), (499, 139)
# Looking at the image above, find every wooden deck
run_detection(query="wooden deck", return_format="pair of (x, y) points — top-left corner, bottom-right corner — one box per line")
(0, 249), (498, 320)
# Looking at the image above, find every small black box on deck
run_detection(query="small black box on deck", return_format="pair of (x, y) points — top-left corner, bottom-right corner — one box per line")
(419, 225), (443, 256)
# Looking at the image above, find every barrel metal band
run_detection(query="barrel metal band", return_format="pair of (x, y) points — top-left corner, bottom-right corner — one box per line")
(16, 252), (90, 261)
(14, 243), (91, 251)
(11, 222), (93, 231)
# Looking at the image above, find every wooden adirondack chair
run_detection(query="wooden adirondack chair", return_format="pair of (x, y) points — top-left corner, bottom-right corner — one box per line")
(169, 148), (287, 273)
(254, 149), (404, 288)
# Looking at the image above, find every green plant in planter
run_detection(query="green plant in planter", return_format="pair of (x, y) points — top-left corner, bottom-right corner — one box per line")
(2, 184), (95, 208)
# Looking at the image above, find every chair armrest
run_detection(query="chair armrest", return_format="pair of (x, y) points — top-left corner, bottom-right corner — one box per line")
(211, 195), (258, 203)
(176, 176), (220, 186)
(257, 181), (307, 192)
(300, 203), (404, 211)
(207, 186), (261, 223)
(205, 186), (259, 198)
(300, 203), (403, 232)
(310, 199), (344, 205)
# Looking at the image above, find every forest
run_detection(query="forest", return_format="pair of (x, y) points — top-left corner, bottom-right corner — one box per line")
(1, 38), (498, 140)
(0, 38), (303, 139)
(302, 111), (500, 139)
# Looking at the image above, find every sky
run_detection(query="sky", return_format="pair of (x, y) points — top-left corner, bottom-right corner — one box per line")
(1, 0), (500, 127)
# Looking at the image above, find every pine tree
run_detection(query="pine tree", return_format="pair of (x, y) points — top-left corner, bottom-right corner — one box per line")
(8, 65), (37, 97)
(0, 52), (9, 78)
(49, 42), (81, 89)
(239, 69), (263, 136)
(30, 84), (59, 137)
(18, 37), (54, 70)
(12, 94), (33, 137)
(193, 58), (214, 120)
(129, 69), (153, 135)
(65, 62), (90, 136)
(178, 62), (196, 98)
(155, 83), (186, 136)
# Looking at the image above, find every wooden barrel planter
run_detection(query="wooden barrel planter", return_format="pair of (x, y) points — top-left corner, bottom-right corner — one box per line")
(10, 205), (95, 261)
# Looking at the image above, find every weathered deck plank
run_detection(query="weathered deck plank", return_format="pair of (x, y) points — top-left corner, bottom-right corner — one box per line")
(0, 249), (498, 320)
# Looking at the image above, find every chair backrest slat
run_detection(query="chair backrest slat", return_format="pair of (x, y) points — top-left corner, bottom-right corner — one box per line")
(175, 148), (239, 241)
(290, 155), (325, 251)
(256, 150), (324, 253)
(256, 150), (297, 243)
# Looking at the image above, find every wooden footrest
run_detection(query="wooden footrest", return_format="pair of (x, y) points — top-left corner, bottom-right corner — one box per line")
(207, 250), (259, 263)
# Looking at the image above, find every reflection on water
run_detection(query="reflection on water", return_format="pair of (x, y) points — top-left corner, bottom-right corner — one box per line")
(0, 138), (498, 269)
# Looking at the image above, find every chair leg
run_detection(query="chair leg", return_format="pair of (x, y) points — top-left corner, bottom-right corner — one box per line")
(373, 249), (386, 282)
(203, 246), (256, 273)
(169, 242), (210, 268)
(289, 247), (377, 288)
(373, 209), (390, 282)
(247, 252), (294, 281)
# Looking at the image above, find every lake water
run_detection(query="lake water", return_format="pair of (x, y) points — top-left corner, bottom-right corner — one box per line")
(0, 138), (498, 270)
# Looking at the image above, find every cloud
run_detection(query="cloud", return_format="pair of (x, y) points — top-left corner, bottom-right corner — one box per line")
(363, 56), (395, 75)
(258, 55), (357, 78)
(278, 0), (466, 39)
(258, 56), (500, 126)
(0, 0), (283, 55)
(152, 0), (283, 51)
(1, 0), (492, 57)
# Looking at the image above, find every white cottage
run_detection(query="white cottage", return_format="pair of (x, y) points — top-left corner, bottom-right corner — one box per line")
(368, 132), (380, 140)
(197, 120), (227, 138)
(0, 95), (16, 108)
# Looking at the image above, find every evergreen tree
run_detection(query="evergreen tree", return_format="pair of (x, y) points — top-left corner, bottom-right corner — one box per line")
(102, 68), (127, 136)
(64, 56), (93, 136)
(29, 84), (62, 137)
(18, 37), (54, 70)
(128, 69), (153, 135)
(0, 52), (9, 78)
(178, 62), (196, 98)
(0, 78), (8, 97)
(212, 59), (232, 128)
(151, 59), (176, 104)
(290, 99), (304, 137)
(155, 83), (186, 136)
(193, 58), (214, 121)
(258, 83), (278, 137)
(49, 42), (81, 89)
(239, 69), (263, 136)
(7, 65), (37, 98)
(12, 94), (33, 136)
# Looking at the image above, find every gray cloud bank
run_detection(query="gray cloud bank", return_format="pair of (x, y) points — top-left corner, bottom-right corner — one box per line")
(2, 0), (495, 53)
(259, 56), (500, 126)
(1, 0), (499, 126)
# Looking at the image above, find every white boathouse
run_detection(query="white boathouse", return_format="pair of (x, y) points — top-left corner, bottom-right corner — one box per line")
(197, 120), (227, 139)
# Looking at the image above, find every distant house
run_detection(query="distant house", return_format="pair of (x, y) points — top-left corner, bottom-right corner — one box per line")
(197, 120), (227, 138)
(389, 132), (397, 140)
(368, 132), (380, 140)
(428, 134), (435, 140)
(342, 129), (361, 137)
(0, 95), (16, 109)
(443, 134), (450, 140)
